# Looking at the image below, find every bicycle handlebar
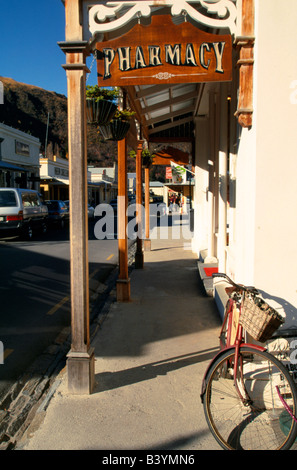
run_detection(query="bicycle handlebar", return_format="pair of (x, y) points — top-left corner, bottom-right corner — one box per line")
(212, 272), (259, 294)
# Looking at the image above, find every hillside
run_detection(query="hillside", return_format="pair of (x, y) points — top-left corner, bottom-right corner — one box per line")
(0, 76), (133, 169)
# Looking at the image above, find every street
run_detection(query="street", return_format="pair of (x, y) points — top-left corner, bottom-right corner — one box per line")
(0, 218), (123, 401)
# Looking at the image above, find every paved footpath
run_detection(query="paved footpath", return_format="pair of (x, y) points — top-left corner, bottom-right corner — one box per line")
(18, 232), (222, 451)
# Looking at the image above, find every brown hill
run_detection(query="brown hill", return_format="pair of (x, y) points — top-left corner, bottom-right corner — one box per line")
(0, 76), (131, 169)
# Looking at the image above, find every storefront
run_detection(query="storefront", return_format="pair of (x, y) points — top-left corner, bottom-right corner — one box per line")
(0, 123), (40, 189)
(40, 156), (118, 204)
(59, 0), (297, 393)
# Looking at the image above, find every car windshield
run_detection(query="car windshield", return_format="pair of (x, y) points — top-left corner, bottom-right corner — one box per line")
(45, 201), (59, 210)
(0, 191), (17, 207)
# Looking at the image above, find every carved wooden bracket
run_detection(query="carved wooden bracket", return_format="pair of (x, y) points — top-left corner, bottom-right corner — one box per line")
(235, 0), (255, 128)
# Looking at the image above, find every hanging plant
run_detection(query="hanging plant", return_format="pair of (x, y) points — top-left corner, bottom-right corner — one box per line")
(141, 148), (155, 168)
(128, 148), (155, 167)
(98, 108), (136, 141)
(109, 109), (135, 141)
(97, 123), (113, 140)
(86, 85), (119, 124)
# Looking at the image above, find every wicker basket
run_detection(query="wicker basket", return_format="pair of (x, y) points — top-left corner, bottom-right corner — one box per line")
(239, 295), (285, 343)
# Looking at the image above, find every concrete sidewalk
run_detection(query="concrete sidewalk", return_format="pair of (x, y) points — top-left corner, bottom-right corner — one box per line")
(18, 233), (222, 451)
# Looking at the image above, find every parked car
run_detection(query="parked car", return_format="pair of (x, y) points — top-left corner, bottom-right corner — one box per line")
(64, 200), (95, 219)
(0, 188), (48, 240)
(45, 200), (69, 228)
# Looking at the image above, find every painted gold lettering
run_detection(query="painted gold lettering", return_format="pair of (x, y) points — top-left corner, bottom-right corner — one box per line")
(185, 43), (197, 66)
(103, 48), (115, 79)
(134, 46), (146, 69)
(117, 47), (132, 72)
(213, 42), (225, 73)
(165, 44), (181, 66)
(148, 46), (162, 66)
(200, 43), (211, 70)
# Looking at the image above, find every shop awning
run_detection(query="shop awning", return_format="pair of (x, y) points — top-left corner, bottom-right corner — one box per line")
(0, 161), (29, 171)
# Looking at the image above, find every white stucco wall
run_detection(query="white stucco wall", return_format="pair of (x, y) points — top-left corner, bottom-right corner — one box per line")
(235, 0), (297, 329)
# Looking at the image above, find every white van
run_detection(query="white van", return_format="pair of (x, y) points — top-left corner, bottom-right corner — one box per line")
(0, 188), (48, 239)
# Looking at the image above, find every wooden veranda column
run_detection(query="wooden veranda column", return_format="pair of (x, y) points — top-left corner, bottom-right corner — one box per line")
(59, 41), (95, 394)
(117, 137), (130, 301)
(235, 0), (255, 128)
(135, 140), (144, 268)
(144, 166), (151, 251)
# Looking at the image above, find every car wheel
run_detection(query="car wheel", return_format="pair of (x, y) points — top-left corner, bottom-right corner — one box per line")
(23, 224), (33, 240)
(41, 222), (48, 235)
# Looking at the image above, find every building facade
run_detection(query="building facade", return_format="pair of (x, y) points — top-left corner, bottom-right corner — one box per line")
(193, 0), (297, 333)
(0, 123), (41, 190)
(40, 155), (70, 200)
(60, 0), (297, 393)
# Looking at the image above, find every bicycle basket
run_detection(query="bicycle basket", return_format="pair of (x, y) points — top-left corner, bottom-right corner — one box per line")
(239, 295), (285, 343)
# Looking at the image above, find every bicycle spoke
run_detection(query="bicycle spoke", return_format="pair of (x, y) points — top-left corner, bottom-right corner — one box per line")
(203, 348), (297, 450)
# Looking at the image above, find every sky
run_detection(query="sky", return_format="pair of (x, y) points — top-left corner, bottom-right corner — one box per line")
(0, 0), (96, 97)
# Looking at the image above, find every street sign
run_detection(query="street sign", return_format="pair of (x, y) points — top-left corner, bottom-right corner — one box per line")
(97, 15), (232, 86)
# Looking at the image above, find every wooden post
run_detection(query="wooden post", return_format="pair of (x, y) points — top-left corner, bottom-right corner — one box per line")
(135, 140), (144, 268)
(144, 166), (151, 251)
(117, 137), (130, 301)
(58, 41), (95, 394)
(235, 0), (255, 128)
(58, 0), (94, 395)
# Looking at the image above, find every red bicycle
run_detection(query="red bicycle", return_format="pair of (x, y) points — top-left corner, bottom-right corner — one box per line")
(201, 273), (297, 450)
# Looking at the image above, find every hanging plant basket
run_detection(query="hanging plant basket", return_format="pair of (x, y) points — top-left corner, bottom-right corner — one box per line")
(86, 98), (117, 125)
(98, 123), (113, 140)
(142, 149), (155, 168)
(110, 119), (130, 141)
(128, 149), (155, 167)
(142, 156), (152, 168)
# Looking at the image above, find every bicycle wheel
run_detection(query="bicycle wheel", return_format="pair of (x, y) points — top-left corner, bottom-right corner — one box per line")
(203, 346), (297, 450)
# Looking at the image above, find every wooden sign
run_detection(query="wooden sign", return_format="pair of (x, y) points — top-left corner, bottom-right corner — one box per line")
(96, 15), (232, 86)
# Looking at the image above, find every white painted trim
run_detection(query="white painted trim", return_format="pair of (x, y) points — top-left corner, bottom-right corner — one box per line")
(88, 1), (238, 37)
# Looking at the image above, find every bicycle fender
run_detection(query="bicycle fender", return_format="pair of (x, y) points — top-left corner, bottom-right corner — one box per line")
(200, 344), (266, 403)
(200, 348), (233, 403)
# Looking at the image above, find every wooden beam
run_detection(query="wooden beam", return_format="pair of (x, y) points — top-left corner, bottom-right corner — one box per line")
(235, 0), (255, 128)
(116, 137), (130, 301)
(65, 0), (83, 41)
(144, 167), (151, 251)
(135, 140), (144, 268)
(60, 0), (95, 395)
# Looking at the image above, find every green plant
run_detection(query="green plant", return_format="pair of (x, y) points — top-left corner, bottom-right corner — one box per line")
(113, 109), (136, 121)
(86, 85), (119, 102)
(128, 148), (155, 165)
(142, 148), (155, 164)
(128, 150), (136, 158)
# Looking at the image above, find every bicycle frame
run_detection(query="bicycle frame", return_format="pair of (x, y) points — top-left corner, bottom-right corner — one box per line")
(201, 272), (297, 449)
(201, 294), (266, 403)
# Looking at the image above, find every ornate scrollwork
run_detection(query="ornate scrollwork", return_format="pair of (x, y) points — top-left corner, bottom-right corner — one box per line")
(89, 1), (238, 37)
